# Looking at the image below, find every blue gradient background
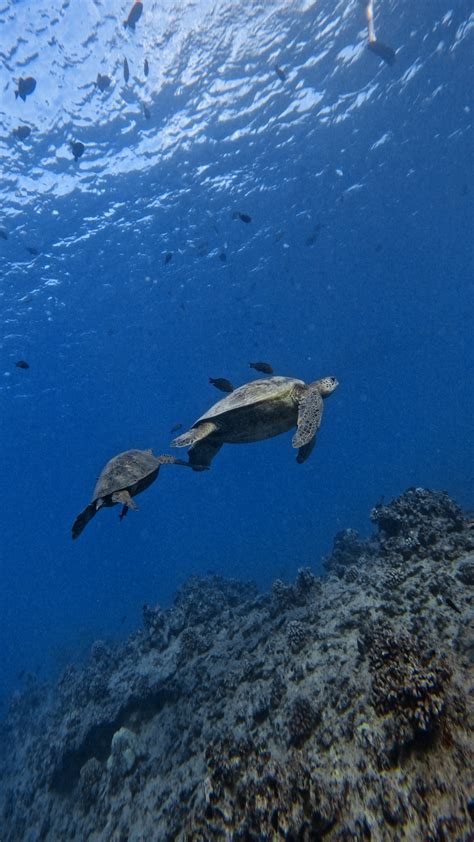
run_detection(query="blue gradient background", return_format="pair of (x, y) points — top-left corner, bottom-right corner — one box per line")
(0, 0), (473, 708)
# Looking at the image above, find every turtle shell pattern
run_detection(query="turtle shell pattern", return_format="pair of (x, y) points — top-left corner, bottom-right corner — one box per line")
(194, 376), (305, 425)
(92, 449), (159, 502)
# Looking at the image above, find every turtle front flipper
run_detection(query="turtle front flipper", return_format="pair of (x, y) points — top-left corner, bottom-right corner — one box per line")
(188, 439), (222, 471)
(112, 489), (139, 511)
(72, 503), (97, 540)
(296, 436), (317, 464)
(292, 386), (323, 450)
(155, 454), (193, 467)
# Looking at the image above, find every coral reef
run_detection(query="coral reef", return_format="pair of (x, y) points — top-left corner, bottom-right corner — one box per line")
(0, 488), (472, 841)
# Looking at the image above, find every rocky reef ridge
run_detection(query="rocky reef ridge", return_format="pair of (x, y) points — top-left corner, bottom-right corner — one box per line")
(0, 488), (473, 841)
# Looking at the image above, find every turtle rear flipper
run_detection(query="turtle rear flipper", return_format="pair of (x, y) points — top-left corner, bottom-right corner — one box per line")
(189, 439), (222, 471)
(171, 421), (217, 448)
(292, 386), (323, 449)
(72, 503), (97, 540)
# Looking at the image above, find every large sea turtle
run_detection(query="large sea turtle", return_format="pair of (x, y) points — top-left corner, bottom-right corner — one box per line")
(171, 375), (338, 470)
(72, 449), (189, 539)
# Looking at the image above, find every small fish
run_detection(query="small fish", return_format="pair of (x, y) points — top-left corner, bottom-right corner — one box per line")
(445, 595), (461, 614)
(0, 230), (8, 240)
(26, 246), (39, 256)
(14, 125), (31, 141)
(209, 377), (234, 393)
(250, 361), (273, 375)
(15, 76), (36, 101)
(170, 423), (183, 433)
(144, 58), (149, 76)
(274, 65), (286, 82)
(15, 360), (30, 369)
(123, 57), (130, 83)
(164, 251), (173, 264)
(197, 240), (210, 257)
(143, 105), (151, 119)
(232, 211), (252, 224)
(124, 1), (143, 29)
(367, 39), (396, 66)
(96, 73), (111, 91)
(218, 251), (227, 263)
(70, 141), (85, 161)
(305, 223), (323, 246)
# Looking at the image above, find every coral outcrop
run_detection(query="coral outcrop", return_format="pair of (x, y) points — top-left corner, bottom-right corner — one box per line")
(0, 488), (472, 841)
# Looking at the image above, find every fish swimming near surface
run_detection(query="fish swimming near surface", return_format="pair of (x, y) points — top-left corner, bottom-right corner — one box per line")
(144, 58), (149, 76)
(170, 423), (183, 433)
(124, 1), (143, 29)
(164, 251), (173, 264)
(123, 58), (130, 83)
(70, 141), (85, 161)
(232, 211), (252, 224)
(96, 73), (111, 91)
(143, 105), (151, 119)
(209, 377), (234, 393)
(367, 39), (396, 65)
(274, 65), (286, 82)
(15, 77), (36, 101)
(365, 0), (396, 66)
(250, 361), (274, 374)
(14, 125), (31, 140)
(15, 360), (30, 369)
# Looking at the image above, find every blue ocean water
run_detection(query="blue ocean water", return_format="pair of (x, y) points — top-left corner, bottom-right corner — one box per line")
(0, 0), (472, 710)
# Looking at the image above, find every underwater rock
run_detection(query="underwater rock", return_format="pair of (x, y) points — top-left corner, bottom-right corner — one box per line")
(0, 488), (472, 839)
(107, 727), (137, 777)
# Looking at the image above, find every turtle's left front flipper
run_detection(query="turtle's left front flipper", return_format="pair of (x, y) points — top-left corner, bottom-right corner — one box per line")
(292, 387), (323, 453)
(155, 455), (194, 467)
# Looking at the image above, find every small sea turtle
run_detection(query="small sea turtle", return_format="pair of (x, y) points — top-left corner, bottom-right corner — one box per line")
(72, 449), (189, 539)
(171, 375), (338, 470)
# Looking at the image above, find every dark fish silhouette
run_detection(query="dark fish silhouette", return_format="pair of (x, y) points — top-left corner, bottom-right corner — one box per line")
(144, 58), (149, 76)
(143, 105), (151, 119)
(96, 73), (111, 91)
(15, 77), (36, 101)
(26, 246), (39, 256)
(305, 223), (323, 246)
(14, 125), (31, 140)
(218, 251), (227, 263)
(123, 58), (130, 83)
(164, 251), (173, 264)
(274, 65), (286, 82)
(0, 230), (8, 240)
(124, 1), (143, 29)
(15, 360), (30, 369)
(250, 361), (273, 375)
(71, 141), (85, 160)
(367, 39), (396, 66)
(170, 423), (183, 433)
(233, 211), (252, 224)
(209, 377), (234, 393)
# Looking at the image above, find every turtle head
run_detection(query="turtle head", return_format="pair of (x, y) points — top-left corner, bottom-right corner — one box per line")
(314, 376), (339, 397)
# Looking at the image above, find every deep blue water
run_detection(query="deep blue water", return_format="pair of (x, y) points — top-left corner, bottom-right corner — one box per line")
(0, 0), (473, 709)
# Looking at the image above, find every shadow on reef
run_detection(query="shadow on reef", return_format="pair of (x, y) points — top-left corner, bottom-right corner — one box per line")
(0, 488), (473, 841)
